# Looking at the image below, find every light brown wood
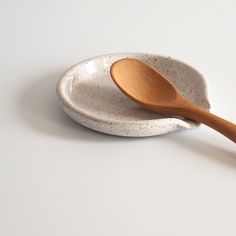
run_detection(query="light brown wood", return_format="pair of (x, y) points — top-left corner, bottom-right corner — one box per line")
(110, 58), (236, 143)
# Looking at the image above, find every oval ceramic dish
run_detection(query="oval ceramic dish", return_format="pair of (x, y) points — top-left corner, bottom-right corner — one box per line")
(57, 53), (210, 137)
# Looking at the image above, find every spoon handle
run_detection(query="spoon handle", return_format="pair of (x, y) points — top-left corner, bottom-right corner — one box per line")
(183, 104), (236, 143)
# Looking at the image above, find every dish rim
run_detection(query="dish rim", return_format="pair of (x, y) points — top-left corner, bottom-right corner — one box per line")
(57, 52), (210, 127)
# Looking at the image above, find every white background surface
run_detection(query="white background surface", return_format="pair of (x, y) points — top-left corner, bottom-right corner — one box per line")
(1, 0), (236, 235)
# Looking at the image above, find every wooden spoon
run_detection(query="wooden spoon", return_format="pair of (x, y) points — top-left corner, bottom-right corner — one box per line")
(110, 58), (236, 143)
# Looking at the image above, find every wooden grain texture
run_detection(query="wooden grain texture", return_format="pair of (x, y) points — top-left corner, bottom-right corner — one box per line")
(110, 59), (236, 143)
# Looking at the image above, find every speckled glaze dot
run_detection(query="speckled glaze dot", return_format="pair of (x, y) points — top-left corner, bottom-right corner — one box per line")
(57, 52), (210, 137)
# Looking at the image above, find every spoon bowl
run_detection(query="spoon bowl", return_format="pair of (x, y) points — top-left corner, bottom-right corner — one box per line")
(111, 59), (178, 107)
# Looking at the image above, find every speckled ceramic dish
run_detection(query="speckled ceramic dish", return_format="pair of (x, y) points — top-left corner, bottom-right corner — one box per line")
(57, 53), (210, 137)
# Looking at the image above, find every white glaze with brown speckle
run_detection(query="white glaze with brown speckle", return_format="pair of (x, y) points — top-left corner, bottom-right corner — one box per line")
(57, 53), (210, 137)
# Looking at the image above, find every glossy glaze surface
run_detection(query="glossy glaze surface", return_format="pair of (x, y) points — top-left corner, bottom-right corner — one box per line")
(57, 53), (210, 137)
